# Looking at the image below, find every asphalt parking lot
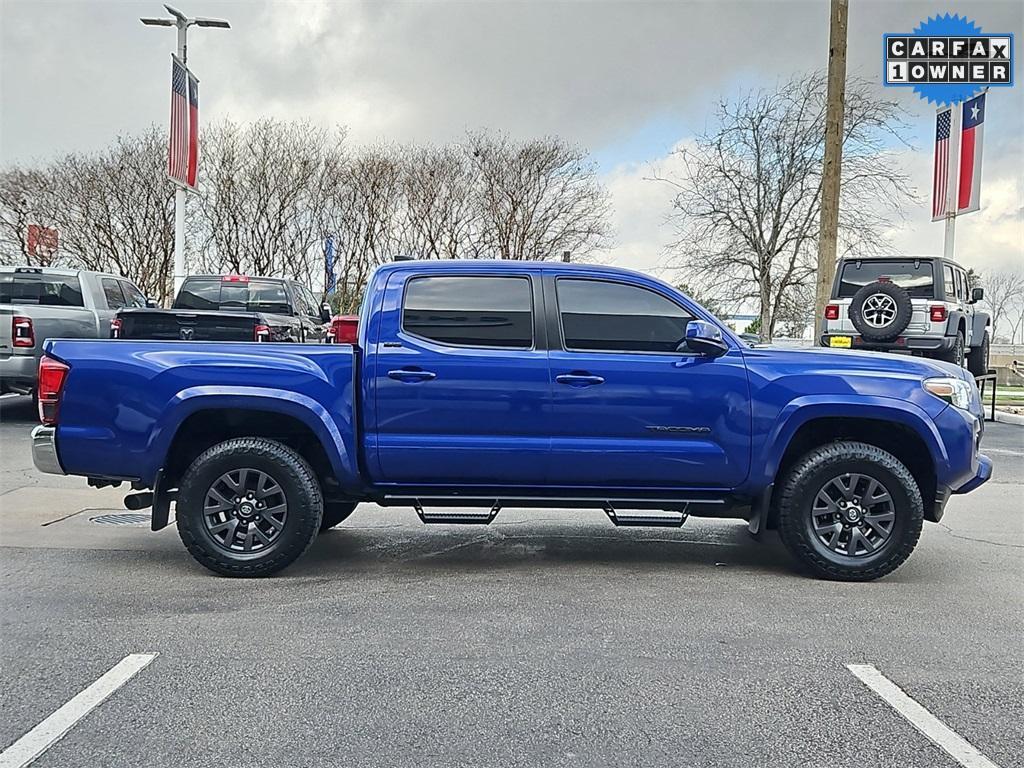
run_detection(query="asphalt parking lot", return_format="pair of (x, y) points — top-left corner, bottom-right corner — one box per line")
(1, 393), (1022, 768)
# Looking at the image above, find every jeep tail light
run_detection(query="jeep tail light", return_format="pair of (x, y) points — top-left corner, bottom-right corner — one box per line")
(930, 305), (947, 322)
(824, 305), (840, 321)
(37, 355), (70, 425)
(12, 315), (34, 347)
(254, 324), (270, 342)
(110, 318), (122, 339)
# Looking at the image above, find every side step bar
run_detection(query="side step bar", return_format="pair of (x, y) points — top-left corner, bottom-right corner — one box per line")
(402, 498), (702, 528)
(414, 500), (501, 525)
(603, 503), (688, 528)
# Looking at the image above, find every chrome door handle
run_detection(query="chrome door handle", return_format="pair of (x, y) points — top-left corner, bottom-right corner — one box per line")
(388, 369), (436, 382)
(556, 373), (605, 387)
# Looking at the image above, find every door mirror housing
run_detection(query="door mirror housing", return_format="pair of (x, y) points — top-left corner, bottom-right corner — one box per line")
(320, 304), (332, 323)
(680, 320), (729, 357)
(971, 287), (984, 304)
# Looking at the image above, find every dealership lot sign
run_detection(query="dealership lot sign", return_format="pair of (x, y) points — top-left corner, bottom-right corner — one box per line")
(883, 14), (1014, 105)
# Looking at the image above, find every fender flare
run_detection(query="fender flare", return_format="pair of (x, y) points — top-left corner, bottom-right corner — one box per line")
(751, 396), (948, 492)
(146, 385), (358, 489)
(969, 311), (990, 347)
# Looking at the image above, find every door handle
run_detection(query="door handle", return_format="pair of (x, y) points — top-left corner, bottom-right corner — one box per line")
(388, 368), (437, 382)
(556, 373), (605, 387)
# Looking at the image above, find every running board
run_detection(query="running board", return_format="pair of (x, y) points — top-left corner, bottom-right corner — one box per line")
(604, 503), (688, 528)
(414, 500), (501, 525)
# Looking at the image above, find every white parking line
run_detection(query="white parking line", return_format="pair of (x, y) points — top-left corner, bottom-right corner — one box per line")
(847, 664), (1002, 768)
(0, 653), (158, 768)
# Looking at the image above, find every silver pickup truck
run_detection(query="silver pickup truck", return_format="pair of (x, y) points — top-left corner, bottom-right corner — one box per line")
(0, 267), (152, 396)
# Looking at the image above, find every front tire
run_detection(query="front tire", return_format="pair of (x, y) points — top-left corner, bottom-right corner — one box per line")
(776, 441), (923, 581)
(176, 437), (323, 577)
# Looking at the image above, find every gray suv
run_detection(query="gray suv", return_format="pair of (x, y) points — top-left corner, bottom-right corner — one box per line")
(820, 256), (990, 376)
(0, 267), (151, 396)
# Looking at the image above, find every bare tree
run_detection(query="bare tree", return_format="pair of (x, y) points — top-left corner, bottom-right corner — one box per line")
(468, 132), (610, 260)
(44, 129), (176, 302)
(981, 267), (1024, 343)
(0, 167), (59, 266)
(656, 72), (914, 341)
(194, 119), (342, 284)
(397, 145), (478, 260)
(320, 144), (404, 312)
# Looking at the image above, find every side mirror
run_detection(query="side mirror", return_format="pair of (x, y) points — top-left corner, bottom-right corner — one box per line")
(680, 320), (729, 357)
(971, 287), (984, 303)
(320, 304), (332, 323)
(145, 297), (159, 308)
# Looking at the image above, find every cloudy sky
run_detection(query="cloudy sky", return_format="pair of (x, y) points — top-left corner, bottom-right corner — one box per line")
(1, 0), (1021, 277)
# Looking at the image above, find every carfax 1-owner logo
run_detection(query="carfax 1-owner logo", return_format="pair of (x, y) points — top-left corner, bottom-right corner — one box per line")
(883, 14), (1013, 105)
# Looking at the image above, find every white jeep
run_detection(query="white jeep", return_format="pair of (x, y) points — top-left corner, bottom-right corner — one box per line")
(820, 256), (991, 377)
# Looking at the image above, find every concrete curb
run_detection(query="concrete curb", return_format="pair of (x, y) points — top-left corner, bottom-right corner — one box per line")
(994, 409), (1024, 426)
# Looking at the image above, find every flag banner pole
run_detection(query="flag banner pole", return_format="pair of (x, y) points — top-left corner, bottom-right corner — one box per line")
(942, 104), (962, 261)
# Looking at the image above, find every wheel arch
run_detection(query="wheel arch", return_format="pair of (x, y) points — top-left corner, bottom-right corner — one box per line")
(150, 387), (359, 494)
(757, 401), (945, 526)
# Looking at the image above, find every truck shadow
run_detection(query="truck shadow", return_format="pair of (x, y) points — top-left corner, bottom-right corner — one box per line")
(292, 520), (799, 578)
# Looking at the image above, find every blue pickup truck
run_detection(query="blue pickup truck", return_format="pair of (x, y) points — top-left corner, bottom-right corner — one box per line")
(31, 260), (991, 580)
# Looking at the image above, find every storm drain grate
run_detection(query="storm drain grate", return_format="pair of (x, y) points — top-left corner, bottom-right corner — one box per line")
(89, 512), (152, 527)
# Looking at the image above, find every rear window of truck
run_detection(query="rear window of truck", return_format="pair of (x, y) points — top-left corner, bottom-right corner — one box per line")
(402, 275), (533, 348)
(175, 279), (291, 315)
(837, 261), (934, 298)
(0, 272), (84, 307)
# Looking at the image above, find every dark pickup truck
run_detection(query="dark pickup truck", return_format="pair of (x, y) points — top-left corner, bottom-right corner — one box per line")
(115, 275), (331, 343)
(33, 260), (990, 581)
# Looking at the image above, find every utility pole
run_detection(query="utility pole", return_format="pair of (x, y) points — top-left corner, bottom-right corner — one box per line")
(141, 5), (229, 294)
(813, 0), (849, 340)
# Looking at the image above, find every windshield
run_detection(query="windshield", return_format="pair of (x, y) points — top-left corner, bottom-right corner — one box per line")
(0, 272), (84, 306)
(175, 279), (292, 315)
(837, 260), (934, 299)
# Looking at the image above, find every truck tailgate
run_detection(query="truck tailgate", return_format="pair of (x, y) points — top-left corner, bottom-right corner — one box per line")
(118, 309), (258, 341)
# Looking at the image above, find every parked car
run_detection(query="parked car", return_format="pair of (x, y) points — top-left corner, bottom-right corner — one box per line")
(0, 266), (150, 396)
(820, 255), (991, 376)
(32, 260), (990, 581)
(115, 275), (330, 343)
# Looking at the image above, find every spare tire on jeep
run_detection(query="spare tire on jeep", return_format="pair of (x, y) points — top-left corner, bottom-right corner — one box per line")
(849, 281), (913, 341)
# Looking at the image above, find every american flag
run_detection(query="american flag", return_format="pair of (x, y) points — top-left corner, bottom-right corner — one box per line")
(931, 108), (952, 221)
(168, 56), (189, 185)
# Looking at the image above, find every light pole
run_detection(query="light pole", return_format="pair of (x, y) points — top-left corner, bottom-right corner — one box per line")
(141, 5), (229, 294)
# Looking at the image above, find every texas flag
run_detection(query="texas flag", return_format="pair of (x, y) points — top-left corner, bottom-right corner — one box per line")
(957, 93), (985, 215)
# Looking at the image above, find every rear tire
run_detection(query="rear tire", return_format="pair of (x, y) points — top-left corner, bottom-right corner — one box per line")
(320, 501), (357, 532)
(937, 331), (965, 368)
(176, 437), (323, 577)
(776, 441), (923, 581)
(966, 332), (990, 377)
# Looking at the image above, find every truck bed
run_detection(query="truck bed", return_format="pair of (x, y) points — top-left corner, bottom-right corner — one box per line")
(45, 339), (359, 488)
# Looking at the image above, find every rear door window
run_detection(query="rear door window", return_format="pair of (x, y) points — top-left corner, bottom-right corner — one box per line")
(402, 275), (533, 348)
(944, 265), (955, 299)
(0, 272), (84, 307)
(100, 278), (127, 309)
(120, 280), (147, 308)
(838, 261), (934, 299)
(556, 278), (693, 353)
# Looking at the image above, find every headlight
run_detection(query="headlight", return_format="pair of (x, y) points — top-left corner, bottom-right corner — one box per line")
(923, 377), (972, 410)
